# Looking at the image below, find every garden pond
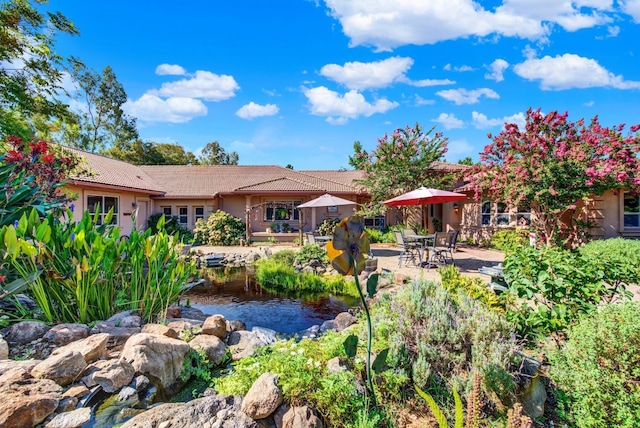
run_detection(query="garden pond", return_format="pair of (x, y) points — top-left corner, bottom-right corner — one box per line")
(181, 266), (359, 334)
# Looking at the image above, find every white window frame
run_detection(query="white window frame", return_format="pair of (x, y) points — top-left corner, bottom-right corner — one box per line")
(496, 202), (510, 226)
(481, 200), (492, 226)
(87, 195), (119, 225)
(624, 193), (640, 229)
(178, 206), (188, 225)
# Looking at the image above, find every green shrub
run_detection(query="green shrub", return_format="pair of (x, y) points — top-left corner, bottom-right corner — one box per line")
(548, 302), (640, 427)
(503, 245), (629, 341)
(212, 333), (376, 427)
(438, 265), (504, 312)
(366, 227), (395, 244)
(147, 213), (194, 243)
(254, 258), (297, 289)
(271, 249), (296, 265)
(193, 210), (245, 246)
(294, 244), (328, 265)
(578, 237), (640, 298)
(490, 229), (528, 254)
(316, 218), (340, 236)
(385, 279), (520, 407)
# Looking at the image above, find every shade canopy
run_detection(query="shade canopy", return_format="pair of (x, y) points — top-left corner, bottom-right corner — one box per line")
(382, 187), (466, 207)
(296, 193), (357, 208)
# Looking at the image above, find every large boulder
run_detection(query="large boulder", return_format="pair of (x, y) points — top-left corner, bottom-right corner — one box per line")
(0, 338), (7, 360)
(0, 359), (41, 376)
(120, 333), (190, 397)
(31, 350), (87, 386)
(43, 407), (91, 428)
(188, 334), (227, 366)
(51, 333), (109, 364)
(141, 323), (178, 339)
(319, 312), (356, 333)
(241, 372), (283, 420)
(43, 324), (89, 346)
(3, 320), (50, 345)
(281, 405), (324, 428)
(226, 330), (268, 361)
(0, 368), (62, 428)
(82, 358), (135, 393)
(120, 394), (259, 428)
(201, 314), (227, 339)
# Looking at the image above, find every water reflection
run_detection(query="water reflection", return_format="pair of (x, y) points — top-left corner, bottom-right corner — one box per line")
(183, 267), (358, 334)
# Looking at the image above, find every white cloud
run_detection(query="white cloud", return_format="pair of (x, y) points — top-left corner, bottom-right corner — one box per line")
(320, 56), (413, 90)
(471, 111), (525, 129)
(415, 95), (435, 106)
(155, 64), (186, 76)
(621, 0), (640, 22)
(303, 86), (398, 124)
(436, 88), (500, 105)
(123, 94), (207, 123)
(432, 113), (465, 130)
(152, 70), (240, 101)
(405, 77), (456, 87)
(485, 59), (510, 82)
(323, 0), (633, 50)
(514, 53), (640, 90)
(236, 102), (279, 119)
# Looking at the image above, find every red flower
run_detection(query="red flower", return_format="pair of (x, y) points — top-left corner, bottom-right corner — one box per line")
(42, 153), (55, 163)
(0, 275), (5, 283)
(5, 150), (24, 163)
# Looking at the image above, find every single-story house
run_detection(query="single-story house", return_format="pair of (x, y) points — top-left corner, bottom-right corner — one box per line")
(63, 147), (638, 243)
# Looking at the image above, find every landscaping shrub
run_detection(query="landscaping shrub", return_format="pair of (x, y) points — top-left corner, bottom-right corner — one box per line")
(548, 302), (640, 428)
(366, 227), (395, 244)
(438, 264), (504, 312)
(147, 213), (194, 243)
(193, 210), (245, 246)
(0, 209), (196, 324)
(384, 279), (520, 408)
(316, 218), (340, 236)
(490, 229), (528, 254)
(578, 237), (640, 299)
(270, 249), (296, 265)
(294, 243), (328, 265)
(503, 245), (628, 341)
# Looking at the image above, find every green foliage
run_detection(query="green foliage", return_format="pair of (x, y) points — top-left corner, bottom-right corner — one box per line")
(212, 333), (375, 427)
(438, 265), (504, 312)
(193, 210), (245, 246)
(181, 348), (214, 383)
(415, 384), (464, 428)
(490, 229), (528, 254)
(316, 218), (340, 237)
(353, 123), (453, 215)
(548, 302), (640, 428)
(0, 208), (196, 324)
(198, 141), (239, 165)
(147, 213), (194, 243)
(107, 140), (199, 165)
(254, 258), (356, 297)
(271, 249), (296, 265)
(578, 237), (640, 298)
(385, 280), (519, 407)
(365, 227), (395, 244)
(503, 245), (630, 340)
(294, 243), (328, 265)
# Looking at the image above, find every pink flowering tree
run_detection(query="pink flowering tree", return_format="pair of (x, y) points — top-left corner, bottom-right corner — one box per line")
(353, 123), (451, 217)
(468, 108), (640, 247)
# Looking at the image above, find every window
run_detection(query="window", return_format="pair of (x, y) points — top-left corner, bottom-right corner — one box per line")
(194, 206), (204, 223)
(624, 194), (640, 228)
(87, 195), (119, 225)
(364, 216), (385, 229)
(496, 202), (510, 226)
(161, 206), (172, 216)
(481, 200), (492, 226)
(264, 201), (301, 222)
(178, 207), (188, 225)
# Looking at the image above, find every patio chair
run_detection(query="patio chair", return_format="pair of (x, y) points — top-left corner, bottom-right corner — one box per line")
(426, 230), (459, 268)
(393, 230), (421, 267)
(305, 232), (317, 245)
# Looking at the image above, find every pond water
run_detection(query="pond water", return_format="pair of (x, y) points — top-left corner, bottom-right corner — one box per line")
(182, 267), (359, 334)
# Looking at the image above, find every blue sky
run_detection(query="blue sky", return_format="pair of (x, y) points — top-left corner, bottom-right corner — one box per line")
(51, 0), (640, 170)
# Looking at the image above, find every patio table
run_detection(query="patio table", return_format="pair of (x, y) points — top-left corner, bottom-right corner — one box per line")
(404, 234), (435, 267)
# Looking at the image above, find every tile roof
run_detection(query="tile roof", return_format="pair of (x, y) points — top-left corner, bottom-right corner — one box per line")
(64, 147), (165, 194)
(138, 165), (366, 198)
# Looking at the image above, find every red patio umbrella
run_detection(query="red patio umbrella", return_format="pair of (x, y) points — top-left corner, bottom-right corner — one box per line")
(382, 187), (466, 230)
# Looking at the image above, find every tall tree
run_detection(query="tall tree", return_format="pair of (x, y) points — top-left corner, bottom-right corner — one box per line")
(348, 141), (366, 170)
(105, 140), (198, 165)
(198, 141), (238, 165)
(58, 64), (138, 153)
(0, 0), (79, 139)
(468, 108), (640, 247)
(355, 123), (449, 213)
